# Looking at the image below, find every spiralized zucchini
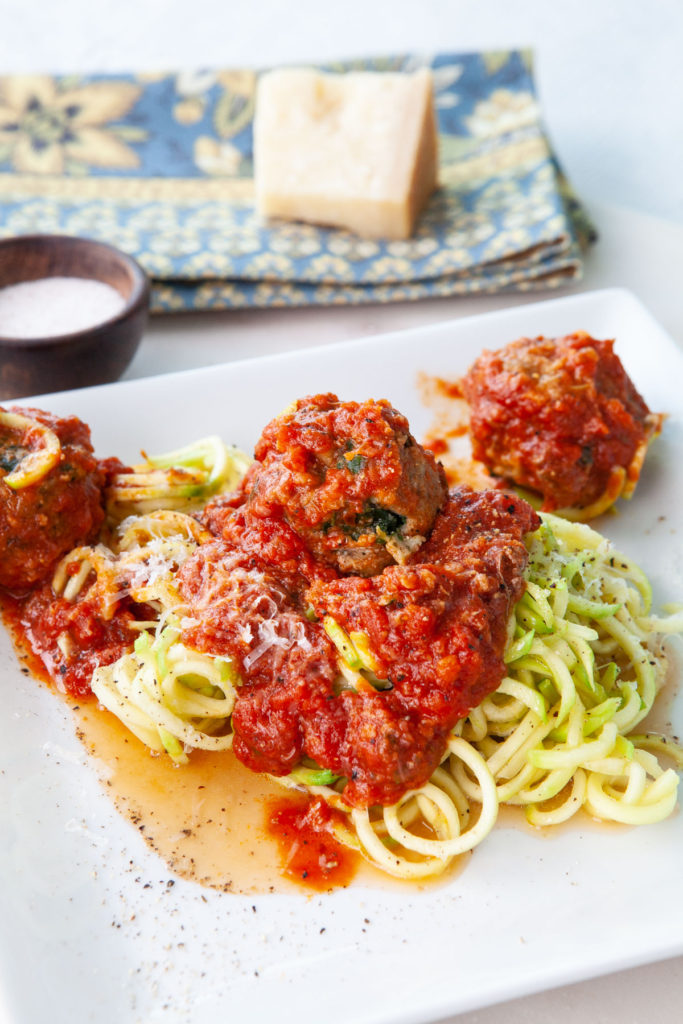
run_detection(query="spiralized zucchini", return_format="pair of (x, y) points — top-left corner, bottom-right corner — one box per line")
(106, 435), (252, 522)
(0, 410), (61, 489)
(91, 625), (238, 763)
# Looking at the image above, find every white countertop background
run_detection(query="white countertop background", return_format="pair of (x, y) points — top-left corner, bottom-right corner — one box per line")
(1, 2), (682, 1022)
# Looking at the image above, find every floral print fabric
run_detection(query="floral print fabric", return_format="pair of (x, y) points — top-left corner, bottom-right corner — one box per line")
(0, 51), (595, 313)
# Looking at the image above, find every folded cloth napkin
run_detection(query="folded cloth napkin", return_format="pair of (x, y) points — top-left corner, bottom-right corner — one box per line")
(0, 51), (595, 313)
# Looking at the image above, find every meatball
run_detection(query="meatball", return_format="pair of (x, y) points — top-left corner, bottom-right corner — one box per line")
(461, 333), (663, 514)
(305, 487), (539, 805)
(0, 407), (105, 591)
(244, 393), (447, 575)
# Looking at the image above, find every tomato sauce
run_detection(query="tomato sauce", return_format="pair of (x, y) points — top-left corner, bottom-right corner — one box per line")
(0, 395), (545, 894)
(417, 372), (481, 486)
(267, 795), (358, 890)
(306, 488), (539, 805)
(10, 584), (137, 697)
(176, 396), (540, 809)
(179, 485), (538, 808)
(423, 437), (449, 456)
(0, 588), (362, 893)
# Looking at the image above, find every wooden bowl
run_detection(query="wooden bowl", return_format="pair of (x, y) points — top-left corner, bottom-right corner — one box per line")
(0, 234), (150, 400)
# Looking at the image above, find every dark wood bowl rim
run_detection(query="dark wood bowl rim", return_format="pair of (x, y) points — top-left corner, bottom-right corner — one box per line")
(0, 234), (150, 348)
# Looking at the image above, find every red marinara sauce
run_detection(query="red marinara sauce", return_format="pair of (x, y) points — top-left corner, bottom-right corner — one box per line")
(179, 484), (539, 808)
(306, 487), (539, 805)
(461, 332), (663, 512)
(15, 584), (138, 697)
(423, 437), (449, 456)
(0, 586), (133, 698)
(267, 795), (357, 890)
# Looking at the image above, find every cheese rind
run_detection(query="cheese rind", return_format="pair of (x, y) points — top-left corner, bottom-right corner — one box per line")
(254, 68), (438, 240)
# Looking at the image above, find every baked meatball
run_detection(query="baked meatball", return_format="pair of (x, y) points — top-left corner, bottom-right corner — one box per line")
(0, 407), (105, 591)
(245, 393), (447, 575)
(461, 333), (663, 514)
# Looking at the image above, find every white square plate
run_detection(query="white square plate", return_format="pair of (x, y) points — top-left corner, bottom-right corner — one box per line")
(1, 287), (681, 1024)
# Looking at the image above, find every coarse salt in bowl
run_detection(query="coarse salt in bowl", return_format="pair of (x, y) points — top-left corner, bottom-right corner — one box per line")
(0, 235), (150, 400)
(0, 277), (127, 339)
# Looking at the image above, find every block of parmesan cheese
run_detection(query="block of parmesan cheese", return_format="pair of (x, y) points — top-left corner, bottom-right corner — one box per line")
(253, 67), (438, 240)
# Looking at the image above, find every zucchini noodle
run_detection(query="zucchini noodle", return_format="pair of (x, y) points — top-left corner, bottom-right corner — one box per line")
(0, 410), (61, 489)
(91, 628), (238, 763)
(106, 435), (252, 523)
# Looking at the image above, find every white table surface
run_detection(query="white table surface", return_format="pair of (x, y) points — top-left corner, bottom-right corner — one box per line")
(1, 2), (682, 1021)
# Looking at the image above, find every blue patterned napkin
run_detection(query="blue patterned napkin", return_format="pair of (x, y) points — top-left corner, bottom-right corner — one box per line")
(0, 51), (595, 313)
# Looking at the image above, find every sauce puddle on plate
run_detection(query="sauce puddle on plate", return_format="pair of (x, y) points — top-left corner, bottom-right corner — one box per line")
(2, 595), (365, 895)
(74, 702), (348, 895)
(418, 371), (496, 489)
(73, 702), (459, 894)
